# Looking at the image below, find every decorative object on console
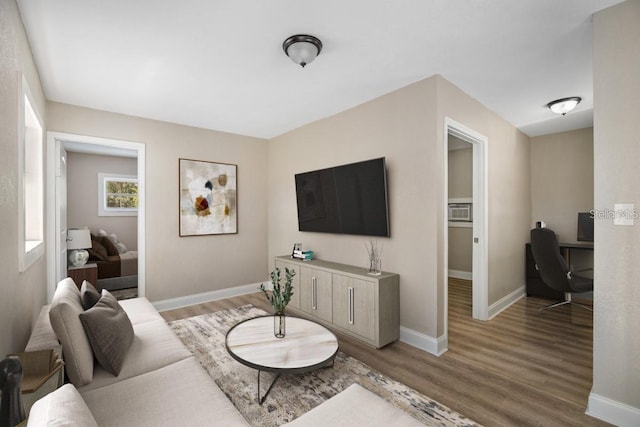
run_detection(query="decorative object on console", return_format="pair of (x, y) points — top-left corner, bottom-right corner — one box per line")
(292, 249), (314, 261)
(546, 96), (581, 116)
(179, 159), (237, 236)
(67, 228), (92, 267)
(282, 34), (323, 68)
(259, 267), (296, 338)
(0, 356), (26, 427)
(366, 240), (383, 275)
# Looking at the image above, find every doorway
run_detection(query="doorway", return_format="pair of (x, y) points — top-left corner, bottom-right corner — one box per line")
(443, 118), (488, 340)
(46, 132), (146, 302)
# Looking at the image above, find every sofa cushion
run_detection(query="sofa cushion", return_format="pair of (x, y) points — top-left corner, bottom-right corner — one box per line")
(27, 383), (98, 427)
(81, 357), (249, 426)
(283, 383), (424, 426)
(49, 278), (94, 386)
(118, 297), (165, 325)
(80, 280), (101, 310)
(78, 318), (192, 393)
(80, 290), (134, 376)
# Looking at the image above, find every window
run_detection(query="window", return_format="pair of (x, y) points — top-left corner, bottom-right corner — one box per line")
(19, 78), (44, 271)
(98, 173), (138, 216)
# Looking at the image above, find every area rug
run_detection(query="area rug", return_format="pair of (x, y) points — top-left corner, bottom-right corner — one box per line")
(168, 305), (480, 427)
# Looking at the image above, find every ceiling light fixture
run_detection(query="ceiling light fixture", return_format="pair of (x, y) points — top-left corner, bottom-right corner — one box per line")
(283, 34), (323, 68)
(547, 97), (582, 116)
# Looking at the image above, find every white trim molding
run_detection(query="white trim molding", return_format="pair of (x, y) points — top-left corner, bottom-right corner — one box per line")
(400, 327), (448, 356)
(448, 270), (472, 281)
(587, 392), (640, 427)
(488, 286), (526, 320)
(153, 281), (266, 312)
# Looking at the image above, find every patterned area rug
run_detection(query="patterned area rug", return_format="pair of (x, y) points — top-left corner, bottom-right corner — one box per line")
(169, 305), (480, 427)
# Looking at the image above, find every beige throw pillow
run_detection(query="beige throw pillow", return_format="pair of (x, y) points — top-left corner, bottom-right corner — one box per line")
(79, 290), (134, 376)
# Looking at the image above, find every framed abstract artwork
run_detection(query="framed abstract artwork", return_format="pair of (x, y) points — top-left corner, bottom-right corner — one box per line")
(179, 158), (237, 236)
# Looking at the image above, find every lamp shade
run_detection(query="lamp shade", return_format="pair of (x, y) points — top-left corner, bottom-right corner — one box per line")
(67, 229), (91, 250)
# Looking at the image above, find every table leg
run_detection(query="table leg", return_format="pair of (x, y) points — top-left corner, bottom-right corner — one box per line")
(257, 370), (280, 405)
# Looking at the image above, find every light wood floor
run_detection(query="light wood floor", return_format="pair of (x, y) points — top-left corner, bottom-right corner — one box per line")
(160, 279), (610, 426)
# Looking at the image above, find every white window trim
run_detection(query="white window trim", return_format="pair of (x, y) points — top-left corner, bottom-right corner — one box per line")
(19, 76), (45, 272)
(98, 173), (138, 216)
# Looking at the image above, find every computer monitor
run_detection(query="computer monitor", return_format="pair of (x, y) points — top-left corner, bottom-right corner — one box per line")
(577, 212), (594, 242)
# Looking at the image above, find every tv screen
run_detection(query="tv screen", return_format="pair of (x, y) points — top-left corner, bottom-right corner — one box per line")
(295, 158), (390, 237)
(577, 212), (594, 242)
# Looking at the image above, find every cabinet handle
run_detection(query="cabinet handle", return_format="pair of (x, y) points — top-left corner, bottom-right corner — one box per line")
(348, 287), (354, 325)
(312, 277), (317, 310)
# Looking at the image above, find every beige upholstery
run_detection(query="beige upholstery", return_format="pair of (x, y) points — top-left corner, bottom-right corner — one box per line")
(81, 358), (249, 427)
(27, 384), (99, 427)
(118, 297), (165, 325)
(284, 384), (425, 426)
(25, 305), (61, 357)
(48, 278), (94, 386)
(78, 319), (192, 393)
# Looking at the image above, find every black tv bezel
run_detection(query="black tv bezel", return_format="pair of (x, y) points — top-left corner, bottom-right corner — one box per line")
(294, 157), (390, 237)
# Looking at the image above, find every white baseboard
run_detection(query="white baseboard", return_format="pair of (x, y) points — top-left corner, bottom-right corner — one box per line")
(400, 327), (448, 356)
(448, 270), (472, 280)
(153, 281), (264, 312)
(587, 392), (640, 427)
(488, 286), (525, 320)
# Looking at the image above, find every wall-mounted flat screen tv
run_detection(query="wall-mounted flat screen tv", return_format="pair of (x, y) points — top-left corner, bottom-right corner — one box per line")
(295, 157), (390, 237)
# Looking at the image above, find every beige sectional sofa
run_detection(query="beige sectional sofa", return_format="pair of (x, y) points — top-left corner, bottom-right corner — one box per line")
(26, 278), (249, 426)
(25, 278), (424, 426)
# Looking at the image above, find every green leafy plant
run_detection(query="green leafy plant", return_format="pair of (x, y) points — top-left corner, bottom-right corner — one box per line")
(259, 267), (296, 314)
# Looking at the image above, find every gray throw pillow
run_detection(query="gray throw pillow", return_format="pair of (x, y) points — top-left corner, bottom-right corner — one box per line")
(79, 290), (134, 376)
(80, 280), (101, 310)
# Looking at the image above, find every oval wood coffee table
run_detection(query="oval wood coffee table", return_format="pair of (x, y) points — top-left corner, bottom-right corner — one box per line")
(225, 315), (339, 405)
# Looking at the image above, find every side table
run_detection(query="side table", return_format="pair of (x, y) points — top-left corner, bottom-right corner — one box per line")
(67, 263), (98, 288)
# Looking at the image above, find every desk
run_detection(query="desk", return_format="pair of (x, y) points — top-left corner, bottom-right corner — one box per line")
(525, 242), (593, 299)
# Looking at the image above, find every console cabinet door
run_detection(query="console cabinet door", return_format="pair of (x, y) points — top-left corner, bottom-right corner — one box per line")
(274, 259), (300, 310)
(332, 275), (375, 341)
(300, 267), (332, 322)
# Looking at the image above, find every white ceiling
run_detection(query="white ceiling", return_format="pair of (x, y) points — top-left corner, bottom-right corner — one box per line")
(17, 0), (622, 140)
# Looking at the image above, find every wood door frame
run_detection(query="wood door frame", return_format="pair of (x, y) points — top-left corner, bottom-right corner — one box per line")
(443, 118), (489, 333)
(46, 132), (146, 301)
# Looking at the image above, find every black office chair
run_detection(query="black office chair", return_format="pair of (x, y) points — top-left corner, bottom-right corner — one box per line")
(530, 227), (593, 313)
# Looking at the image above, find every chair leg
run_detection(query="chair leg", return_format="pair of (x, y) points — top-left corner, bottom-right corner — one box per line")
(539, 299), (571, 313)
(539, 292), (593, 313)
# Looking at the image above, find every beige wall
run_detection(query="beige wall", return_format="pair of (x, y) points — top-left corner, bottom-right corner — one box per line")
(448, 146), (472, 273)
(530, 128), (594, 243)
(0, 0), (49, 356)
(592, 0), (640, 417)
(269, 75), (531, 341)
(47, 102), (269, 302)
(67, 152), (138, 250)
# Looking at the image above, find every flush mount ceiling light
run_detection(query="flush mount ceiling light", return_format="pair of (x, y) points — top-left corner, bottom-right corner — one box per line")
(547, 97), (582, 116)
(283, 34), (323, 68)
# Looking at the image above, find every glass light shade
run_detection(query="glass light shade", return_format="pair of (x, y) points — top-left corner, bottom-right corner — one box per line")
(67, 228), (91, 250)
(283, 35), (322, 68)
(286, 41), (319, 67)
(547, 97), (581, 115)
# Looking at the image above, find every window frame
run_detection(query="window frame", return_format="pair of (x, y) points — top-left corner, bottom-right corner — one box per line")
(19, 76), (45, 272)
(98, 173), (138, 216)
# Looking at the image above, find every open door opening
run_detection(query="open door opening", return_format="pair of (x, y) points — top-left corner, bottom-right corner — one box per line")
(47, 132), (146, 302)
(443, 118), (489, 343)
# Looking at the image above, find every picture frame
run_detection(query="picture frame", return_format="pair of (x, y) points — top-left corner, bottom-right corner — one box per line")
(179, 158), (237, 236)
